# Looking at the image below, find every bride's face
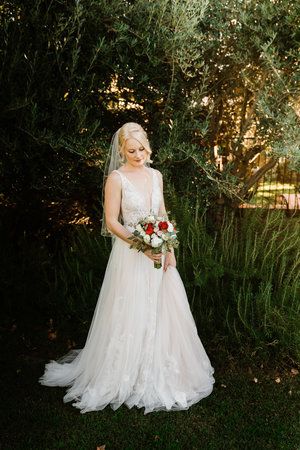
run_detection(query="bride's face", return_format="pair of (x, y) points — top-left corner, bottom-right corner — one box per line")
(123, 138), (147, 167)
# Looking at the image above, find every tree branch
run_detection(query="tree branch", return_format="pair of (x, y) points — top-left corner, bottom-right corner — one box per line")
(238, 157), (278, 198)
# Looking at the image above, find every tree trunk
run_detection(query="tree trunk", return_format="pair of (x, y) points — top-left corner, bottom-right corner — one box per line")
(237, 157), (278, 199)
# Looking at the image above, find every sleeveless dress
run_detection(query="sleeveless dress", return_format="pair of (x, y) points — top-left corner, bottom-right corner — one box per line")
(39, 167), (215, 414)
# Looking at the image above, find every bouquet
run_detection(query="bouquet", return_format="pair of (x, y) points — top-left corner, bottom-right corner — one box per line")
(129, 214), (179, 269)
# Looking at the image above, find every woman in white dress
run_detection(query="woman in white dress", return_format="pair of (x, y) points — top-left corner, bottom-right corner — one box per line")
(39, 122), (215, 414)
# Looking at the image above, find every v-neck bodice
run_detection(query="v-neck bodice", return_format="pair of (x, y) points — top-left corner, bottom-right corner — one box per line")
(114, 168), (162, 230)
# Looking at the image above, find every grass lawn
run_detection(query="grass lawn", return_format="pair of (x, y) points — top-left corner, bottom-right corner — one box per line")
(1, 328), (299, 450)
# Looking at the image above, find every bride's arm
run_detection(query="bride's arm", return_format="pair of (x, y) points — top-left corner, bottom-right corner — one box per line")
(155, 169), (176, 269)
(104, 172), (133, 245)
(156, 170), (167, 217)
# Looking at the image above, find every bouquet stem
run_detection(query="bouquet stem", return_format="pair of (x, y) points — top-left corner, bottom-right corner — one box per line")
(152, 248), (162, 269)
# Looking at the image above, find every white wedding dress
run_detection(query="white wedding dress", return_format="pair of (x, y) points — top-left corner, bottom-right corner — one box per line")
(39, 167), (215, 414)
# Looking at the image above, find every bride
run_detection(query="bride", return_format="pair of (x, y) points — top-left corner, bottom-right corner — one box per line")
(39, 122), (215, 414)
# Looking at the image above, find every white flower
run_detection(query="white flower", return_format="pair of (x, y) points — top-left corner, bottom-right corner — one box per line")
(157, 230), (163, 237)
(167, 223), (174, 232)
(143, 234), (151, 244)
(161, 233), (169, 241)
(140, 230), (146, 237)
(147, 215), (155, 223)
(151, 236), (163, 248)
(136, 224), (143, 233)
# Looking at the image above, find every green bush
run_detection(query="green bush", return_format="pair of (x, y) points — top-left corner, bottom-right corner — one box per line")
(1, 204), (299, 361)
(175, 203), (300, 360)
(48, 205), (300, 360)
(47, 225), (111, 326)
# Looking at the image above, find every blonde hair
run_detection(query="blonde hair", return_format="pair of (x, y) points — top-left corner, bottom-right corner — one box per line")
(118, 122), (152, 163)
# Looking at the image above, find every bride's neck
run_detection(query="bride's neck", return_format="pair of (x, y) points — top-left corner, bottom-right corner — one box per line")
(123, 163), (148, 172)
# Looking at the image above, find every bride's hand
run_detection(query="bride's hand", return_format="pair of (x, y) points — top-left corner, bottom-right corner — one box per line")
(144, 248), (162, 263)
(163, 251), (176, 272)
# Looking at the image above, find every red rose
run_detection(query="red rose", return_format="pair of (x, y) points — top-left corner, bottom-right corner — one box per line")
(145, 223), (154, 235)
(158, 221), (168, 230)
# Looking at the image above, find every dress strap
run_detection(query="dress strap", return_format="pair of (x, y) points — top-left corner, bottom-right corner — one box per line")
(111, 170), (133, 196)
(151, 168), (160, 193)
(112, 169), (125, 184)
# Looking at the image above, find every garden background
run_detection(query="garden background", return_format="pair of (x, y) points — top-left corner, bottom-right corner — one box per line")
(1, 1), (300, 449)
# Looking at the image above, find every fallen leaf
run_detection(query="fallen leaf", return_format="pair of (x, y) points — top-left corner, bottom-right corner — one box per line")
(221, 383), (227, 388)
(97, 445), (106, 450)
(47, 330), (57, 341)
(291, 368), (299, 376)
(10, 323), (17, 332)
(67, 339), (76, 349)
(275, 377), (281, 383)
(253, 377), (258, 383)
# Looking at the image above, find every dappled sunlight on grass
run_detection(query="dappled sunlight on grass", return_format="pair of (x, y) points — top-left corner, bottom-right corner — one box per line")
(244, 182), (300, 209)
(256, 183), (297, 192)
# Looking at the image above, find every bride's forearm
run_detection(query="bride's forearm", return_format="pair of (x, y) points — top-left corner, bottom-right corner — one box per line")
(158, 205), (168, 218)
(106, 219), (133, 245)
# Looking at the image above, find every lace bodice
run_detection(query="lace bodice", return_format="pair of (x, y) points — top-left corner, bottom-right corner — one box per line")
(114, 168), (162, 230)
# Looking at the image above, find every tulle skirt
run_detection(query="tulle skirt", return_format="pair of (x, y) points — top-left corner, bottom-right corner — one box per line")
(39, 237), (215, 414)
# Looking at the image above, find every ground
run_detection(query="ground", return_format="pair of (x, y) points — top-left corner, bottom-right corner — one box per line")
(1, 325), (299, 450)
